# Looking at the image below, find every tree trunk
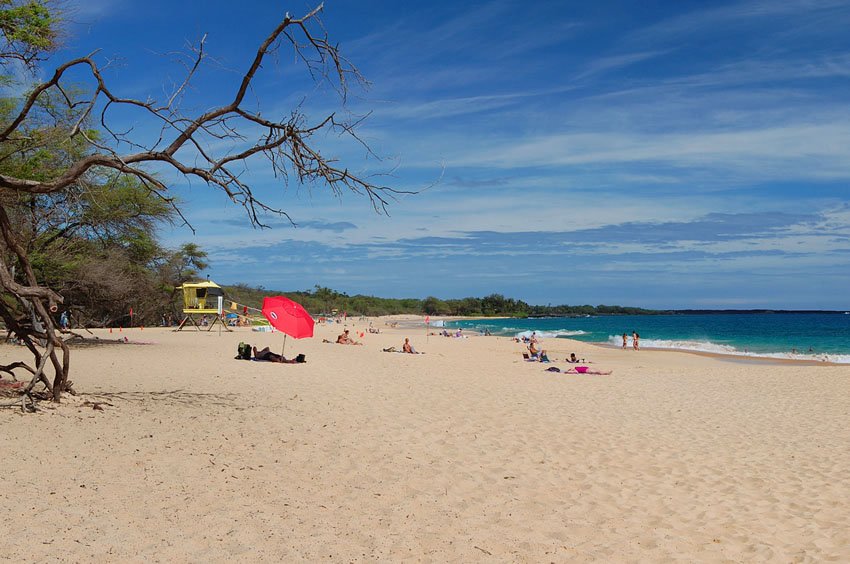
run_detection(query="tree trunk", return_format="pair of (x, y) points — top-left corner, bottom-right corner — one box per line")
(0, 203), (69, 401)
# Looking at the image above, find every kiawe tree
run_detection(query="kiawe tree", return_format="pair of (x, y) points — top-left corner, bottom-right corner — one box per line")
(0, 1), (400, 403)
(0, 0), (55, 68)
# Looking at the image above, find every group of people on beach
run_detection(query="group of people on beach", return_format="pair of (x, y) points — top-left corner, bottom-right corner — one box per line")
(244, 322), (617, 371)
(519, 332), (612, 374)
(432, 328), (465, 338)
(317, 326), (424, 353)
(623, 331), (640, 350)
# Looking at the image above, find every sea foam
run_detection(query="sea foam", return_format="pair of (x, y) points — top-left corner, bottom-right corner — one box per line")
(605, 335), (850, 364)
(515, 329), (587, 339)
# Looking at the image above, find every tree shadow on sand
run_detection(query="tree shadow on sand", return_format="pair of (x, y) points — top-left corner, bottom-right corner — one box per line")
(84, 389), (240, 408)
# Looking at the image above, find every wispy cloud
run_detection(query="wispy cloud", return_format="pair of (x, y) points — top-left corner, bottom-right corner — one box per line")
(64, 0), (128, 20)
(576, 50), (670, 79)
(624, 0), (850, 46)
(439, 122), (850, 181)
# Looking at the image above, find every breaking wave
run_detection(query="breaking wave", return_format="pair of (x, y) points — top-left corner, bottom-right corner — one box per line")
(605, 335), (850, 364)
(515, 329), (588, 339)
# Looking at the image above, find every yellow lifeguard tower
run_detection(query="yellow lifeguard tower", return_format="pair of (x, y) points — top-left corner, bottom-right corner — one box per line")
(175, 280), (232, 331)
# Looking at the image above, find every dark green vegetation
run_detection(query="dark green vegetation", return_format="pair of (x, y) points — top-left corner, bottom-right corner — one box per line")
(222, 285), (659, 318)
(0, 0), (55, 67)
(221, 287), (845, 318)
(1, 61), (211, 329)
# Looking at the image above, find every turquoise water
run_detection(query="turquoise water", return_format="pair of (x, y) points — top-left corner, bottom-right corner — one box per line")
(447, 313), (850, 364)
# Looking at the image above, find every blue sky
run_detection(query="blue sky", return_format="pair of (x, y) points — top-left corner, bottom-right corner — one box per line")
(51, 0), (850, 309)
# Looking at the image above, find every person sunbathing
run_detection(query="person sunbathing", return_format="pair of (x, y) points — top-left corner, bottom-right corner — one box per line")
(567, 367), (610, 374)
(524, 342), (550, 362)
(548, 366), (611, 375)
(253, 346), (298, 363)
(402, 338), (419, 354)
(336, 329), (362, 345)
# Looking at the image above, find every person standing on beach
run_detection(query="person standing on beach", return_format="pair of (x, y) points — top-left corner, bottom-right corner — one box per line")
(633, 331), (640, 351)
(622, 333), (628, 349)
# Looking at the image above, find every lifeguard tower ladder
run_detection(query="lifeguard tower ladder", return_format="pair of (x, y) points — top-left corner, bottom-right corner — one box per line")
(175, 280), (232, 332)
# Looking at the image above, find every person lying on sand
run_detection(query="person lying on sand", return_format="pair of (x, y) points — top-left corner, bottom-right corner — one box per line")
(567, 353), (587, 363)
(253, 346), (304, 363)
(546, 366), (611, 375)
(336, 329), (362, 345)
(567, 367), (609, 374)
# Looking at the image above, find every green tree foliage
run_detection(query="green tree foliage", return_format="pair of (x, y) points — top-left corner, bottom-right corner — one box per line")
(215, 284), (663, 319)
(0, 92), (187, 327)
(157, 243), (209, 290)
(0, 0), (57, 67)
(421, 296), (444, 316)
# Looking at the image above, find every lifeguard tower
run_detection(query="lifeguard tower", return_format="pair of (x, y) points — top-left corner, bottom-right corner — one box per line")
(175, 280), (232, 331)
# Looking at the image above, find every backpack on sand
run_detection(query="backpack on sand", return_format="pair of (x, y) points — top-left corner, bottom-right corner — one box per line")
(236, 342), (252, 360)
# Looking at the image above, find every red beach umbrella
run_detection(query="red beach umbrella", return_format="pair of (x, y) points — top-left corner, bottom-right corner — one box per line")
(262, 296), (314, 354)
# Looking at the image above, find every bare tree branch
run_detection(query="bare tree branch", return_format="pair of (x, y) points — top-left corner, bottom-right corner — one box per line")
(0, 4), (417, 402)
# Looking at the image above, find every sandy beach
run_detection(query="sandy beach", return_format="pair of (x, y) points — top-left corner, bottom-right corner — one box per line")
(2, 318), (849, 561)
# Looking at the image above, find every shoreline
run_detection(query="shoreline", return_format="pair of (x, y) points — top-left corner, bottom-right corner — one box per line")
(437, 315), (849, 366)
(591, 342), (841, 366)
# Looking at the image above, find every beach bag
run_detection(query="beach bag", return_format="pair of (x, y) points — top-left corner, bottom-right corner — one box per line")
(236, 342), (252, 360)
(295, 353), (306, 363)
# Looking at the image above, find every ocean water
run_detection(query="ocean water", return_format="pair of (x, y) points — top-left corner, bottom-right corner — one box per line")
(447, 313), (850, 364)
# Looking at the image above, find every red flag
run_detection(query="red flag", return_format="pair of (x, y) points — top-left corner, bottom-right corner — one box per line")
(129, 307), (133, 318)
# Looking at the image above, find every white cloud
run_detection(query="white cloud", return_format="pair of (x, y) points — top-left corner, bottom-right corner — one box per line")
(576, 50), (670, 79)
(438, 121), (850, 179)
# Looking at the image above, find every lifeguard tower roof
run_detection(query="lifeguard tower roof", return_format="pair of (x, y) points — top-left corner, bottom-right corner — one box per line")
(177, 280), (225, 314)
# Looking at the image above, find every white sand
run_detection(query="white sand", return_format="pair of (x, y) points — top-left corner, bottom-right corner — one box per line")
(2, 319), (849, 561)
